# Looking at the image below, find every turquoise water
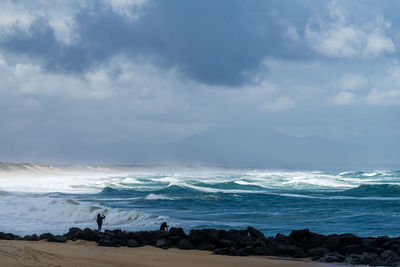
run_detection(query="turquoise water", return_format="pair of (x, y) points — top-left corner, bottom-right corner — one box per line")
(1, 168), (400, 237)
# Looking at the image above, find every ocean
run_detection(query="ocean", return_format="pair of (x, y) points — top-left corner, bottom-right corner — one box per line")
(1, 166), (400, 237)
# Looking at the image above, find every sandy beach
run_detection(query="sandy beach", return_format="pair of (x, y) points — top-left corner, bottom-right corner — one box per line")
(0, 240), (335, 267)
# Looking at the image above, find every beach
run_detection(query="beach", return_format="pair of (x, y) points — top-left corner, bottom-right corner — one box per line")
(0, 240), (332, 267)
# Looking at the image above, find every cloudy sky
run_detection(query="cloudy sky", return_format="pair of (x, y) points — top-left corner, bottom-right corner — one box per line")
(0, 0), (399, 169)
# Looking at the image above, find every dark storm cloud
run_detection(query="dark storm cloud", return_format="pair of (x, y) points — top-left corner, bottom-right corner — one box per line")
(0, 0), (316, 86)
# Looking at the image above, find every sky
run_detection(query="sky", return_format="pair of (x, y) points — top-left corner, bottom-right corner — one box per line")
(0, 0), (399, 170)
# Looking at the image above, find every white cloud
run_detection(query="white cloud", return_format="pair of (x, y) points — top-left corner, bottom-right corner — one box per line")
(258, 97), (295, 112)
(366, 88), (400, 105)
(305, 1), (395, 58)
(330, 91), (356, 105)
(340, 74), (367, 90)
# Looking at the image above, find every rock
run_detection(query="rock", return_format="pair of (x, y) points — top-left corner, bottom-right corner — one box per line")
(225, 230), (248, 242)
(39, 233), (66, 243)
(319, 252), (345, 263)
(381, 250), (400, 265)
(169, 227), (187, 238)
(219, 239), (235, 248)
(104, 229), (128, 242)
(276, 243), (305, 258)
(345, 254), (362, 265)
(289, 229), (310, 243)
(238, 235), (253, 248)
(322, 234), (340, 251)
(275, 233), (288, 242)
(23, 234), (39, 241)
(237, 248), (250, 256)
(342, 244), (365, 255)
(361, 237), (376, 251)
(307, 247), (329, 258)
(338, 233), (361, 246)
(63, 227), (82, 240)
(213, 247), (231, 255)
(189, 230), (206, 244)
(359, 252), (374, 265)
(127, 239), (140, 247)
(252, 244), (275, 256)
(178, 239), (194, 250)
(247, 227), (264, 240)
(0, 232), (21, 240)
(76, 228), (102, 242)
(47, 235), (67, 243)
(97, 239), (121, 247)
(168, 235), (182, 244)
(196, 240), (216, 251)
(376, 236), (392, 247)
(308, 232), (324, 248)
(155, 238), (173, 249)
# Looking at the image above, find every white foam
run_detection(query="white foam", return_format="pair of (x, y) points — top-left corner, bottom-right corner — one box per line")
(0, 193), (166, 235)
(145, 193), (175, 200)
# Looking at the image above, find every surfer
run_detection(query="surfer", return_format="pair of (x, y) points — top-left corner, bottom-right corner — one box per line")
(97, 213), (106, 232)
(160, 222), (169, 231)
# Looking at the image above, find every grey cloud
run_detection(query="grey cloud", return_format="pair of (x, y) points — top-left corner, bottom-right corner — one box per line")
(0, 0), (316, 86)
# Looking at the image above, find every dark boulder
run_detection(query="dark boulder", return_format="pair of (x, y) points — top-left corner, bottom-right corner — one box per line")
(288, 229), (310, 243)
(275, 233), (288, 242)
(178, 239), (194, 250)
(213, 247), (231, 255)
(23, 234), (39, 241)
(47, 235), (67, 243)
(361, 237), (376, 251)
(39, 233), (66, 243)
(338, 233), (361, 246)
(322, 234), (340, 251)
(63, 227), (82, 240)
(97, 239), (121, 247)
(169, 227), (187, 239)
(342, 244), (365, 255)
(276, 243), (305, 258)
(219, 239), (235, 248)
(345, 254), (362, 265)
(319, 252), (345, 263)
(359, 252), (374, 265)
(0, 232), (21, 240)
(307, 247), (329, 258)
(308, 232), (324, 248)
(105, 229), (128, 241)
(381, 250), (400, 265)
(189, 230), (206, 244)
(252, 239), (275, 256)
(196, 240), (216, 251)
(247, 227), (264, 240)
(375, 236), (392, 247)
(155, 238), (173, 249)
(127, 239), (140, 247)
(76, 228), (102, 242)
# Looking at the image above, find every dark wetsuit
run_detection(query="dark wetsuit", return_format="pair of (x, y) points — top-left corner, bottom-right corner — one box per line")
(160, 222), (169, 231)
(97, 214), (105, 232)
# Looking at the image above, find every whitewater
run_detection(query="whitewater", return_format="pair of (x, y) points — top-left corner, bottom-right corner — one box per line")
(1, 165), (400, 237)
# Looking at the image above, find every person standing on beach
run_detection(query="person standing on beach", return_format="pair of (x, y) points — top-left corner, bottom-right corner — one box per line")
(97, 213), (105, 232)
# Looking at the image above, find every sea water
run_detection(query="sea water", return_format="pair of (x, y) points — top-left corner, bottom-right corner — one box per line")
(1, 167), (400, 237)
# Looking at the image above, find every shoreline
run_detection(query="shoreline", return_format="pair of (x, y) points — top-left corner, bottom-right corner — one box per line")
(1, 227), (399, 266)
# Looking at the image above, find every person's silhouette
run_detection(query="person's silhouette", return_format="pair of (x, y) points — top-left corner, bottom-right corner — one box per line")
(97, 213), (105, 232)
(160, 222), (169, 231)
